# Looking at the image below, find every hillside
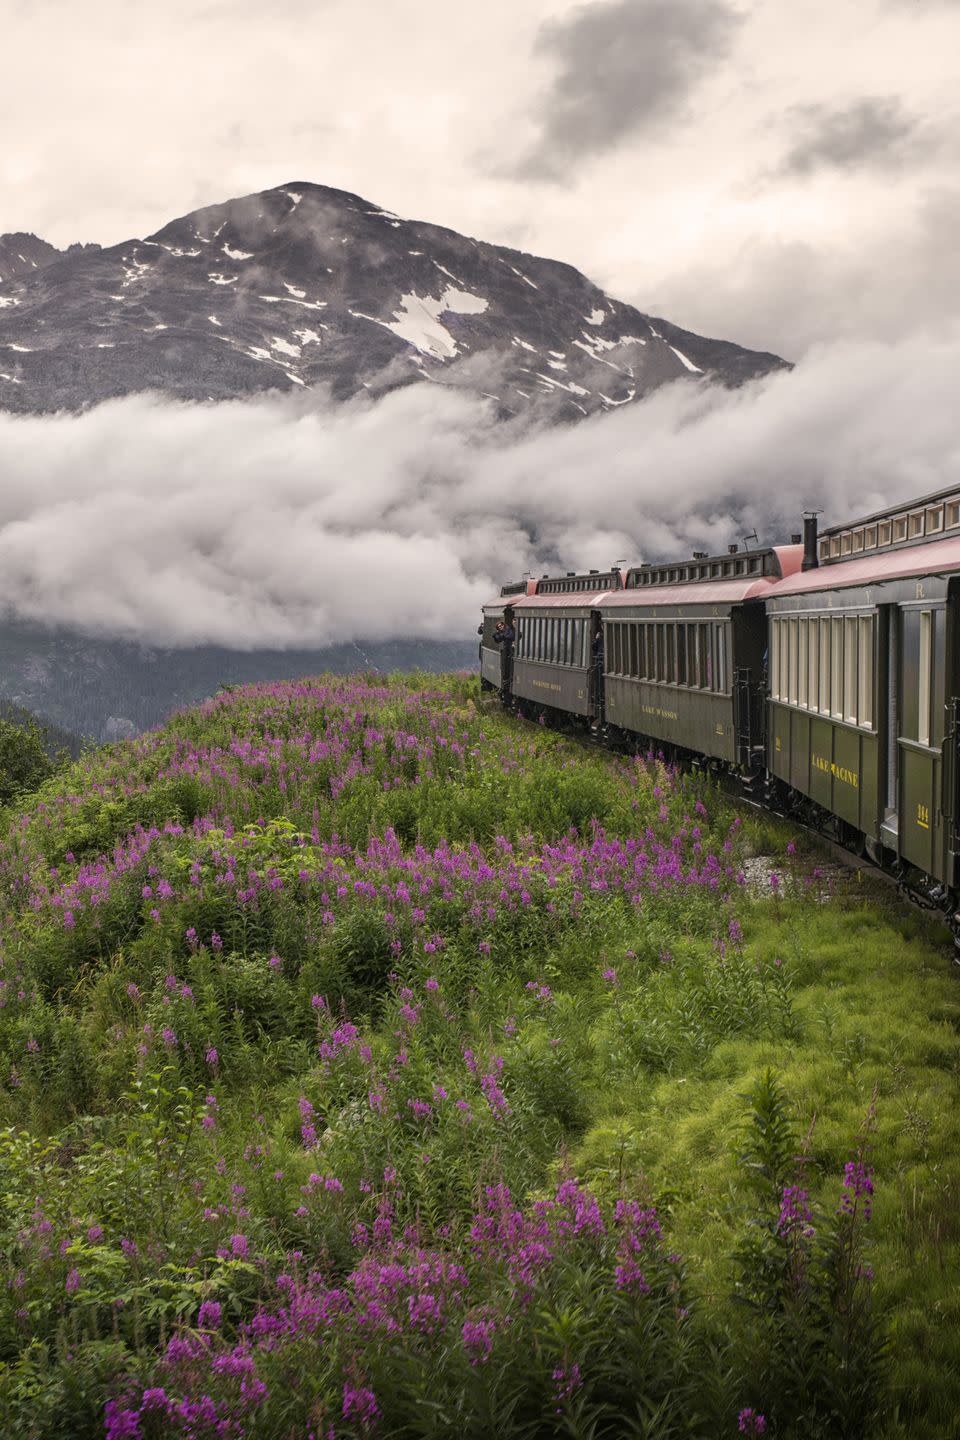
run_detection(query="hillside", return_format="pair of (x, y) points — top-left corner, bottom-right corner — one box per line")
(0, 675), (957, 1437)
(0, 182), (788, 418)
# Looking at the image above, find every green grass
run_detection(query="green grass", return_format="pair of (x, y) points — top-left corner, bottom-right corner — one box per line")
(0, 674), (958, 1437)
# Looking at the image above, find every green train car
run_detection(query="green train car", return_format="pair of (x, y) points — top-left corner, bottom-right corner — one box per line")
(598, 545), (802, 768)
(767, 492), (960, 898)
(482, 485), (960, 940)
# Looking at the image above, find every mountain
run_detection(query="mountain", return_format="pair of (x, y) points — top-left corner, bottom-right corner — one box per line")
(0, 617), (476, 741)
(0, 183), (788, 418)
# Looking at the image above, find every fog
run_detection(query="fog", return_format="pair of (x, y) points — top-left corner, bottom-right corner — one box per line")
(1, 326), (957, 649)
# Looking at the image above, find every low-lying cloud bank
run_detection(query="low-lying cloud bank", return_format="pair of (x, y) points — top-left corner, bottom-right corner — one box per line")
(1, 326), (958, 649)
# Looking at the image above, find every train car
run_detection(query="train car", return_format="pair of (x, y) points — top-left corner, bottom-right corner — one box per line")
(507, 569), (623, 720)
(479, 578), (537, 692)
(766, 489), (960, 902)
(596, 541), (803, 768)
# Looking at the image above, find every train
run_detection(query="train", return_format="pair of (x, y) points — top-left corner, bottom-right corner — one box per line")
(479, 485), (960, 944)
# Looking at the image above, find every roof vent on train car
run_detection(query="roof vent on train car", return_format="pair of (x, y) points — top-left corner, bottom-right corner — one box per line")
(802, 511), (820, 571)
(692, 551), (707, 559)
(589, 569), (599, 574)
(566, 571), (575, 576)
(791, 533), (802, 545)
(727, 544), (738, 554)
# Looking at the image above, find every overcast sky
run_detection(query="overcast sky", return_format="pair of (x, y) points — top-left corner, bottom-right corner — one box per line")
(3, 0), (958, 360)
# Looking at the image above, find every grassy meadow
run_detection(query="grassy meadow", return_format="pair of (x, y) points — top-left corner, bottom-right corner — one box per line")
(0, 673), (957, 1438)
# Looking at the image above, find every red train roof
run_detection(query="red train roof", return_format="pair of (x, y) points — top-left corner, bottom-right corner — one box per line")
(770, 534), (960, 597)
(511, 590), (616, 608)
(599, 576), (777, 608)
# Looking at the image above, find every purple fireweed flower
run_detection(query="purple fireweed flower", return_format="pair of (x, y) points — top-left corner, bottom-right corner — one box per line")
(839, 1158), (874, 1221)
(778, 1185), (815, 1239)
(602, 967), (619, 987)
(65, 1268), (81, 1294)
(197, 1300), (222, 1329)
(230, 1233), (249, 1258)
(462, 1316), (496, 1364)
(738, 1409), (767, 1436)
(552, 1363), (583, 1407)
(342, 1383), (379, 1428)
(205, 1047), (218, 1067)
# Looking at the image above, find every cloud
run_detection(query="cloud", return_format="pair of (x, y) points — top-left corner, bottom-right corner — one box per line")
(515, 0), (742, 179)
(777, 97), (925, 176)
(1, 328), (959, 650)
(642, 185), (960, 358)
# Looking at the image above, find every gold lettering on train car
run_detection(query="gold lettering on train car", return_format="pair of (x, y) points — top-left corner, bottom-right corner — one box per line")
(640, 704), (679, 721)
(715, 723), (724, 737)
(812, 754), (859, 788)
(531, 680), (562, 694)
(775, 735), (781, 752)
(916, 582), (925, 600)
(917, 802), (930, 830)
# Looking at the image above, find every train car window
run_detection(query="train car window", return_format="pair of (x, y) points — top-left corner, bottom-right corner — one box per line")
(879, 521), (893, 546)
(927, 506), (944, 534)
(894, 517), (908, 542)
(858, 616), (874, 729)
(852, 530), (865, 554)
(865, 525), (878, 549)
(840, 534), (852, 557)
(677, 625), (688, 685)
(807, 620), (819, 710)
(819, 617), (831, 715)
(788, 620), (799, 705)
(844, 617), (858, 723)
(628, 624), (638, 678)
(770, 620), (781, 701)
(919, 611), (932, 746)
(798, 621), (808, 707)
(665, 626), (675, 684)
(948, 502), (960, 529)
(716, 625), (727, 694)
(831, 618), (843, 719)
(908, 511), (924, 539)
(654, 624), (664, 681)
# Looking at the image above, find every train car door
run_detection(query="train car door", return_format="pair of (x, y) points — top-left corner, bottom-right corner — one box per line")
(879, 606), (899, 851)
(896, 599), (945, 878)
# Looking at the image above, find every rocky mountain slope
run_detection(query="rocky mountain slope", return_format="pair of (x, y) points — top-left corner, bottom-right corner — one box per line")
(0, 183), (788, 417)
